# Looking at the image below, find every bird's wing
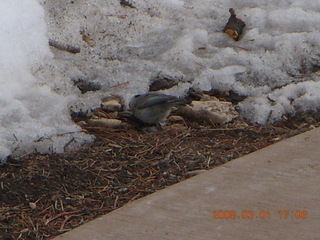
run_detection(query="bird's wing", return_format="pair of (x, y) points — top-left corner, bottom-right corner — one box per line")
(138, 95), (178, 109)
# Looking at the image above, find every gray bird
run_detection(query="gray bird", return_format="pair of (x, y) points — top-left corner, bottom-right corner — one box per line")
(129, 92), (187, 125)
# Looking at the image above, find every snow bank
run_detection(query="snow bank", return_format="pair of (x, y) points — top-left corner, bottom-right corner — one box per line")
(1, 0), (320, 160)
(0, 0), (93, 162)
(42, 0), (320, 125)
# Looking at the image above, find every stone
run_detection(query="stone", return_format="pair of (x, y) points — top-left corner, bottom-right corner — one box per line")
(168, 115), (185, 124)
(101, 97), (122, 112)
(177, 99), (239, 125)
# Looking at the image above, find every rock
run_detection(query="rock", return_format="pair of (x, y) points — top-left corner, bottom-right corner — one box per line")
(29, 202), (37, 210)
(88, 119), (123, 128)
(101, 97), (122, 112)
(72, 78), (101, 93)
(168, 115), (185, 124)
(149, 74), (180, 91)
(177, 99), (239, 125)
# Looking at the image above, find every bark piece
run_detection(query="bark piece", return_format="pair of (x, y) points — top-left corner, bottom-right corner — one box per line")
(88, 119), (123, 128)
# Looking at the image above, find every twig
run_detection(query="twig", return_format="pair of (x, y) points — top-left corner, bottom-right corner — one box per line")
(106, 14), (127, 19)
(234, 45), (250, 51)
(48, 39), (81, 54)
(63, 137), (75, 152)
(128, 193), (141, 203)
(45, 210), (80, 225)
(60, 215), (78, 230)
(113, 196), (119, 208)
(80, 30), (95, 47)
(204, 128), (246, 131)
(110, 81), (129, 89)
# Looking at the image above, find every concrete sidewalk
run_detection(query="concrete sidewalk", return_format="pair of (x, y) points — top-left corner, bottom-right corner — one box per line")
(54, 127), (320, 240)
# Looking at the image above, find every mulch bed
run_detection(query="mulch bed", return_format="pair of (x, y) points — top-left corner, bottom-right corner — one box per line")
(0, 111), (319, 240)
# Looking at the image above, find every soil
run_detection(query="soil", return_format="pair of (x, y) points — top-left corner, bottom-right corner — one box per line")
(1, 110), (320, 240)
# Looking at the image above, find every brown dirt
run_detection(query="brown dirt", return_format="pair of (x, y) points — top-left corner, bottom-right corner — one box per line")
(1, 111), (319, 240)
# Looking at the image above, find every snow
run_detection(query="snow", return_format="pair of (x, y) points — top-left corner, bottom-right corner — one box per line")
(0, 0), (93, 161)
(1, 0), (320, 161)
